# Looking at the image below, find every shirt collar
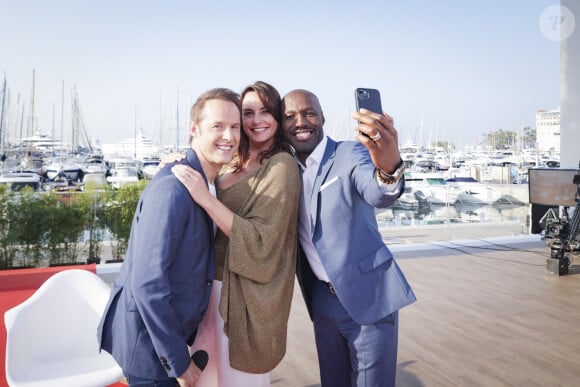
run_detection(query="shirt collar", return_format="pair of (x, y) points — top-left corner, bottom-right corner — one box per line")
(297, 136), (328, 171)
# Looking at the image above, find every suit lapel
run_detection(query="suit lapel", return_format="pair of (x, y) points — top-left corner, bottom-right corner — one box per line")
(310, 138), (337, 232)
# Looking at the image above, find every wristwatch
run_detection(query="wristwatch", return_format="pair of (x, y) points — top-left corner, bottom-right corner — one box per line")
(376, 159), (406, 184)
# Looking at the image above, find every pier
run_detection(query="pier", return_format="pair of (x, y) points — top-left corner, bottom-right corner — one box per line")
(270, 232), (580, 386)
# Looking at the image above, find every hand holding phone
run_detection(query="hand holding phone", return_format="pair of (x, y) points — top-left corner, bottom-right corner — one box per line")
(353, 88), (402, 174)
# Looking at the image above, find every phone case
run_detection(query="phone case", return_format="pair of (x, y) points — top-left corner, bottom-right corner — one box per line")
(355, 88), (382, 114)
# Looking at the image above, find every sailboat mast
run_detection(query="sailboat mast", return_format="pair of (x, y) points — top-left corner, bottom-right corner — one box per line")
(70, 88), (94, 154)
(0, 75), (7, 157)
(175, 91), (179, 152)
(60, 80), (64, 152)
(18, 98), (24, 154)
(134, 106), (137, 159)
(24, 69), (36, 160)
(71, 87), (77, 153)
(159, 90), (162, 155)
(51, 103), (55, 140)
(29, 69), (35, 138)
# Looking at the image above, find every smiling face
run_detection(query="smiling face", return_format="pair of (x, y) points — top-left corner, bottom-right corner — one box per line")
(242, 91), (277, 151)
(190, 99), (241, 182)
(281, 89), (325, 163)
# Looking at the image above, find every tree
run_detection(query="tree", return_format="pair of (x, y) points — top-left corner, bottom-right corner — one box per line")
(522, 126), (536, 149)
(100, 180), (148, 260)
(487, 129), (518, 149)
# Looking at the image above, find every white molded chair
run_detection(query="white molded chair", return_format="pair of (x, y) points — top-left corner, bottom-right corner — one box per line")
(4, 269), (124, 387)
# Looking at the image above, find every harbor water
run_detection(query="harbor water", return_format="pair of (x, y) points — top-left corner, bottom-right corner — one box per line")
(376, 183), (532, 244)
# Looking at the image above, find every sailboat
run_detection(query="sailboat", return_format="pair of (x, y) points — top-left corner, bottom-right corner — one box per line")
(0, 77), (41, 191)
(1, 75), (7, 171)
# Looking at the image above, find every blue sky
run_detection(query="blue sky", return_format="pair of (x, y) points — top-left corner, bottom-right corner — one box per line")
(0, 0), (560, 150)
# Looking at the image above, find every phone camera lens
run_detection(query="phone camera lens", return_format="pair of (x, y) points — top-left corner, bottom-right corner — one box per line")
(358, 89), (370, 101)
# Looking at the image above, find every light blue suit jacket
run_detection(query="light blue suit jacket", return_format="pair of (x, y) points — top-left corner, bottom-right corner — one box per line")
(97, 149), (215, 379)
(297, 138), (416, 325)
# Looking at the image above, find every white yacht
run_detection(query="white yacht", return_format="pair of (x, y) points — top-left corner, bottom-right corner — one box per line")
(0, 172), (43, 192)
(405, 172), (458, 206)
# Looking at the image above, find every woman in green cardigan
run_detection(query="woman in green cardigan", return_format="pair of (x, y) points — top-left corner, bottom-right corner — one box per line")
(172, 81), (300, 386)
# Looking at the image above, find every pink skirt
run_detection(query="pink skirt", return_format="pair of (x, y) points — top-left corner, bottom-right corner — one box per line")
(190, 280), (270, 387)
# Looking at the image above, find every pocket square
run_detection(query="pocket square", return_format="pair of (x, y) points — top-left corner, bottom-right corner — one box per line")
(320, 176), (340, 191)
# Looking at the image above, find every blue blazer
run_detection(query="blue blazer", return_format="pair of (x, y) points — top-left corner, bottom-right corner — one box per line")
(97, 149), (215, 379)
(297, 138), (416, 325)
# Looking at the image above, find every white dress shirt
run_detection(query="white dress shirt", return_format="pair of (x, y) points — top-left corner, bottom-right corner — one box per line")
(208, 183), (217, 234)
(297, 137), (330, 282)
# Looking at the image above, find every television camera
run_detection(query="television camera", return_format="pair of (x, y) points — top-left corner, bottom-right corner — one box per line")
(529, 162), (580, 275)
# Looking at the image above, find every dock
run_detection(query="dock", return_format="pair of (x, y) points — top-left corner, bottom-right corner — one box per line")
(270, 226), (580, 386)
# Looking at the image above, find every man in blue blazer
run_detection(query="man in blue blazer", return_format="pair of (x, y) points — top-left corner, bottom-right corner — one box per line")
(282, 89), (416, 387)
(97, 88), (241, 387)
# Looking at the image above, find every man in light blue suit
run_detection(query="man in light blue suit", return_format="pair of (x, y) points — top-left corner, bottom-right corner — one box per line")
(97, 88), (241, 387)
(282, 89), (416, 387)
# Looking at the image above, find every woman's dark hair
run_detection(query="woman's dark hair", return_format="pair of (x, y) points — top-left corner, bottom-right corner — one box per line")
(232, 81), (294, 172)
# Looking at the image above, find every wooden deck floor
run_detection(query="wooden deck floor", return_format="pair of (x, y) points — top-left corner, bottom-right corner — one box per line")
(270, 236), (580, 387)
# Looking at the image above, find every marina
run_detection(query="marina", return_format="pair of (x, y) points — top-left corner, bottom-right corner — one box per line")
(0, 67), (572, 387)
(1, 121), (575, 387)
(1, 1), (575, 385)
(0, 131), (165, 192)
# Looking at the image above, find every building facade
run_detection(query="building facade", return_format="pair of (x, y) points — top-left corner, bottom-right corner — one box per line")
(535, 108), (560, 154)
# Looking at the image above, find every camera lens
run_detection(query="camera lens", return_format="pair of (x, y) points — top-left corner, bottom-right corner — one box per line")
(357, 89), (370, 101)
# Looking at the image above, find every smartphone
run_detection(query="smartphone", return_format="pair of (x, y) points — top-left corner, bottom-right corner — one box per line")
(355, 87), (382, 114)
(355, 88), (383, 138)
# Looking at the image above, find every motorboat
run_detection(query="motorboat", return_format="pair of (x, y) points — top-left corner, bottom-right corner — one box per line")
(405, 172), (458, 206)
(82, 154), (108, 177)
(0, 172), (43, 191)
(140, 157), (160, 180)
(106, 168), (140, 189)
